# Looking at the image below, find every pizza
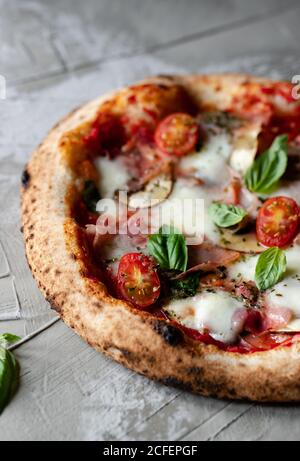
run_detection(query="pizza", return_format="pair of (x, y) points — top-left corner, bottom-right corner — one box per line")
(21, 74), (300, 401)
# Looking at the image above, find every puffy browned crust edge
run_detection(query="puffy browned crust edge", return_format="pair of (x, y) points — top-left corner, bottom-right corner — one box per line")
(21, 74), (300, 402)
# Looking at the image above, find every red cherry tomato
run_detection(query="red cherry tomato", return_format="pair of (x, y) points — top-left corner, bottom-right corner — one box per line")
(117, 253), (161, 308)
(154, 113), (199, 156)
(256, 196), (299, 247)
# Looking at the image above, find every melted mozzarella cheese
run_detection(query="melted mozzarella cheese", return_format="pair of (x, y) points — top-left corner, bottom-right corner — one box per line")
(265, 245), (300, 317)
(151, 178), (220, 244)
(228, 245), (300, 328)
(95, 156), (130, 198)
(100, 235), (139, 261)
(164, 290), (246, 344)
(271, 180), (300, 205)
(179, 133), (232, 185)
(227, 253), (259, 282)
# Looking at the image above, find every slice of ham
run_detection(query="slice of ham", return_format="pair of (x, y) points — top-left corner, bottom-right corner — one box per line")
(241, 332), (293, 351)
(232, 308), (249, 333)
(173, 241), (240, 280)
(123, 131), (173, 191)
(188, 241), (240, 268)
(263, 302), (293, 331)
(225, 167), (262, 218)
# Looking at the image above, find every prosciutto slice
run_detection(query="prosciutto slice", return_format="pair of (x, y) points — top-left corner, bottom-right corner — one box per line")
(188, 241), (240, 268)
(174, 241), (240, 280)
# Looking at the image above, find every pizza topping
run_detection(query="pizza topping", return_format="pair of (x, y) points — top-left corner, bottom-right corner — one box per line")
(188, 241), (240, 270)
(122, 131), (173, 192)
(82, 180), (101, 213)
(231, 84), (273, 125)
(163, 290), (247, 344)
(255, 247), (287, 291)
(261, 82), (295, 104)
(154, 113), (199, 156)
(73, 199), (99, 226)
(230, 122), (261, 174)
(127, 172), (173, 209)
(117, 253), (161, 308)
(228, 244), (300, 331)
(263, 305), (293, 331)
(95, 155), (131, 198)
(201, 111), (242, 133)
(256, 196), (299, 247)
(168, 273), (200, 299)
(276, 318), (300, 332)
(148, 178), (214, 244)
(244, 134), (288, 194)
(209, 203), (247, 228)
(70, 81), (300, 352)
(178, 131), (232, 186)
(148, 226), (188, 272)
(84, 112), (127, 158)
(242, 332), (292, 351)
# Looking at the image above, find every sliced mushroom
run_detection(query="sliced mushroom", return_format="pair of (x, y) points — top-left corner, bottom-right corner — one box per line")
(218, 229), (265, 253)
(127, 172), (173, 209)
(230, 122), (261, 174)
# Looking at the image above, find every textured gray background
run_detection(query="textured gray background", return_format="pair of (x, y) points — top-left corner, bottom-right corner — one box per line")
(0, 0), (300, 441)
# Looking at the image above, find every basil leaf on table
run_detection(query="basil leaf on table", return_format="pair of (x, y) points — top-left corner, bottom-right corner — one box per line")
(255, 247), (287, 291)
(82, 180), (100, 213)
(0, 334), (20, 347)
(148, 226), (188, 272)
(0, 345), (20, 414)
(209, 203), (247, 228)
(244, 134), (288, 194)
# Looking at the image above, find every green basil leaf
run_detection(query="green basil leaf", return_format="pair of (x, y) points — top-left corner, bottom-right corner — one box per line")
(166, 233), (188, 271)
(148, 233), (169, 269)
(209, 203), (247, 228)
(82, 180), (100, 213)
(7, 350), (20, 399)
(148, 227), (187, 272)
(0, 347), (20, 414)
(170, 273), (200, 299)
(244, 134), (288, 194)
(0, 334), (20, 347)
(255, 247), (287, 291)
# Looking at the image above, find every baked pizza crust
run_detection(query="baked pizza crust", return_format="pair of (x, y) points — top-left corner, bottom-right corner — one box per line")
(21, 74), (300, 402)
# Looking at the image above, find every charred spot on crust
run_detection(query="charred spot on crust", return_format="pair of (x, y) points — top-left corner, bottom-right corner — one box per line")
(154, 321), (183, 346)
(161, 376), (192, 392)
(21, 168), (30, 188)
(194, 376), (228, 397)
(187, 366), (204, 376)
(46, 295), (62, 313)
(118, 348), (135, 361)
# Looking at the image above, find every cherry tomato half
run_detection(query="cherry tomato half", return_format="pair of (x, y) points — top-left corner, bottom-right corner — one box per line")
(154, 113), (199, 156)
(117, 253), (161, 308)
(256, 196), (299, 247)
